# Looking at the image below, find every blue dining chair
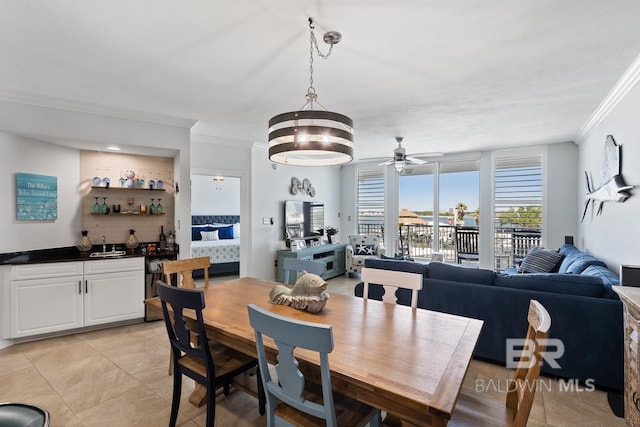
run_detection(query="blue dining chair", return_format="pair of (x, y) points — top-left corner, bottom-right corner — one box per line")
(157, 281), (265, 427)
(282, 257), (327, 284)
(247, 304), (382, 427)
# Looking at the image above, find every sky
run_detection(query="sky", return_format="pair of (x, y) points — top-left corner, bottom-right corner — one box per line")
(399, 171), (480, 213)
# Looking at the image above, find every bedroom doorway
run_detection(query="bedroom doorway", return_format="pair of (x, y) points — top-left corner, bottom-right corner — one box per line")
(190, 173), (243, 278)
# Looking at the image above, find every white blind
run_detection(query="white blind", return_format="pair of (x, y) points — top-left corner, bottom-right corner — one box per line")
(494, 154), (543, 268)
(357, 169), (385, 236)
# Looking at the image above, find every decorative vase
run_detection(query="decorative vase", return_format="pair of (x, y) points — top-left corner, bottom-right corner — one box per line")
(125, 229), (139, 252)
(76, 230), (92, 252)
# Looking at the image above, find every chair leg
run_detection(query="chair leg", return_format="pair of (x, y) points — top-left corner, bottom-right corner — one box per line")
(169, 366), (182, 427)
(206, 381), (216, 427)
(256, 366), (266, 416)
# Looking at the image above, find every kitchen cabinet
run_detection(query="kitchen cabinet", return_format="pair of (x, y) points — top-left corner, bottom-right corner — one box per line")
(9, 258), (144, 338)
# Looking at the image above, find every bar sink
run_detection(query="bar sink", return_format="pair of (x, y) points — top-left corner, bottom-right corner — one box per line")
(89, 251), (127, 258)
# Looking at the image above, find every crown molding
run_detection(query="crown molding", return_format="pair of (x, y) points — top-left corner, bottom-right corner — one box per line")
(0, 90), (197, 129)
(575, 54), (640, 144)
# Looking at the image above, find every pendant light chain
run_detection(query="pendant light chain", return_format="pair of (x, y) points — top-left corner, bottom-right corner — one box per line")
(307, 18), (334, 101)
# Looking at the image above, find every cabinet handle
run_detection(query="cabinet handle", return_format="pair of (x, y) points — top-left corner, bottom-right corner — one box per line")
(85, 280), (88, 293)
(78, 280), (82, 294)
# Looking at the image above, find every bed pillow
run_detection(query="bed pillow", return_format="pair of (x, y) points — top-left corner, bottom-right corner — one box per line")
(215, 225), (235, 239)
(192, 225), (211, 241)
(233, 223), (240, 238)
(200, 230), (219, 241)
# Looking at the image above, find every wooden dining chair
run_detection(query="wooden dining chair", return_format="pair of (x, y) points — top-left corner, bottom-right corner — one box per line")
(282, 257), (327, 284)
(157, 281), (264, 427)
(409, 299), (551, 427)
(247, 304), (382, 427)
(361, 266), (423, 309)
(162, 256), (210, 289)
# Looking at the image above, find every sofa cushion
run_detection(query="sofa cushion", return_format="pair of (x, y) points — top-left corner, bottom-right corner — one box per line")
(517, 247), (564, 273)
(494, 273), (604, 297)
(581, 265), (620, 299)
(565, 255), (607, 274)
(558, 244), (585, 273)
(427, 262), (495, 285)
(364, 258), (428, 276)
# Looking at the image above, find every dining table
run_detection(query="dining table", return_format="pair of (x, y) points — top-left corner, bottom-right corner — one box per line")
(145, 277), (483, 426)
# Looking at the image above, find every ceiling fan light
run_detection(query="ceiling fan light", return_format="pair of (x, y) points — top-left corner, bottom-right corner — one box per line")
(394, 160), (405, 174)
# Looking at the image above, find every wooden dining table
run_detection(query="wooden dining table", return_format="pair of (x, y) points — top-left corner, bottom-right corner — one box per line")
(145, 277), (483, 426)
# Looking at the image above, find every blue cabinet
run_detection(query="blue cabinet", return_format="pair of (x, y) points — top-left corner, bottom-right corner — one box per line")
(276, 244), (347, 284)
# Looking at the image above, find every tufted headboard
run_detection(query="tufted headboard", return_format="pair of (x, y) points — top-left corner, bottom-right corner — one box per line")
(192, 215), (240, 225)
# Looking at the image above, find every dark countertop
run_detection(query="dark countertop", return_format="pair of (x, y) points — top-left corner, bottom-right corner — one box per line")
(0, 245), (179, 265)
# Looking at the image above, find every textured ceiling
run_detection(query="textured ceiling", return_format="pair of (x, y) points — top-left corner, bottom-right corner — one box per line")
(1, 1), (639, 160)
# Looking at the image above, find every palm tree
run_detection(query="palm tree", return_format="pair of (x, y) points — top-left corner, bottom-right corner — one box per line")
(455, 203), (468, 223)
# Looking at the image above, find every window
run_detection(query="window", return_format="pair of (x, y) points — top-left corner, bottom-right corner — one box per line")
(357, 169), (384, 237)
(494, 153), (543, 271)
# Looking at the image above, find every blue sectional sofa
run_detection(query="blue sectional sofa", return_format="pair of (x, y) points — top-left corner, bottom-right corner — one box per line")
(354, 244), (623, 391)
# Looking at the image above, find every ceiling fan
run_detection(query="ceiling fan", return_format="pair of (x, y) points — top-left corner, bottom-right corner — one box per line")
(364, 137), (442, 173)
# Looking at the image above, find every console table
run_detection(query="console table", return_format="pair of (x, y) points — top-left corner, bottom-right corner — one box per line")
(613, 285), (640, 425)
(276, 243), (347, 284)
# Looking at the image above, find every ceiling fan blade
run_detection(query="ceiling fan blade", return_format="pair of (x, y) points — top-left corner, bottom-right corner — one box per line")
(377, 159), (393, 166)
(405, 156), (427, 165)
(409, 152), (444, 158)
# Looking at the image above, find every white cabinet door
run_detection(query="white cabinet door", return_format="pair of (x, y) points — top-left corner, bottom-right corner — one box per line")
(84, 270), (145, 326)
(11, 276), (84, 338)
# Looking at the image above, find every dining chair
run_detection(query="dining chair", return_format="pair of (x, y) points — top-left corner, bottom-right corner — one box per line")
(413, 299), (552, 427)
(282, 257), (327, 284)
(157, 281), (265, 426)
(247, 304), (382, 427)
(162, 256), (211, 289)
(361, 266), (423, 309)
(0, 402), (50, 427)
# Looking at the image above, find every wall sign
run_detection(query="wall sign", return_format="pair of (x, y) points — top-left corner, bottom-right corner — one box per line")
(16, 172), (58, 221)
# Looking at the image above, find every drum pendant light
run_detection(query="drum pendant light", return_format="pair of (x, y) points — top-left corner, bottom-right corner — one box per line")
(268, 18), (353, 166)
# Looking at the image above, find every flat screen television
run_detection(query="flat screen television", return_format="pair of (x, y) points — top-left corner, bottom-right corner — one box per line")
(284, 200), (324, 239)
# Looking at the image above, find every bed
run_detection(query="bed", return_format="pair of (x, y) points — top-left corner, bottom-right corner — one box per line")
(191, 215), (240, 276)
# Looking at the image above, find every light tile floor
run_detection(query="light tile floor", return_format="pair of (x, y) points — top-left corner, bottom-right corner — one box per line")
(0, 274), (625, 426)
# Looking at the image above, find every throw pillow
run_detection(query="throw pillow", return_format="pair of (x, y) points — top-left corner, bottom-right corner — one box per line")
(232, 223), (240, 238)
(355, 244), (376, 255)
(191, 225), (211, 241)
(517, 247), (564, 273)
(200, 230), (219, 241)
(215, 225), (235, 239)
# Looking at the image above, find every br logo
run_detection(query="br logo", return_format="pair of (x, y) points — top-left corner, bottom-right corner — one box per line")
(506, 338), (564, 369)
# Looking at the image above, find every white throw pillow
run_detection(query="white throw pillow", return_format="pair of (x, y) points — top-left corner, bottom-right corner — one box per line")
(233, 223), (240, 238)
(200, 230), (219, 241)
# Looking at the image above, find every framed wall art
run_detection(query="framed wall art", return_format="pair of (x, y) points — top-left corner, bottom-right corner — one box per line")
(16, 172), (58, 221)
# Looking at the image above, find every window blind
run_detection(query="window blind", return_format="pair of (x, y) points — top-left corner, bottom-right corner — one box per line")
(357, 169), (385, 237)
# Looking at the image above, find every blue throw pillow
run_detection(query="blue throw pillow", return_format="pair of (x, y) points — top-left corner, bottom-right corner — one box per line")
(355, 244), (376, 255)
(215, 225), (235, 239)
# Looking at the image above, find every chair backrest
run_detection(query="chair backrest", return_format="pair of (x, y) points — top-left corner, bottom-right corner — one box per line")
(512, 229), (542, 263)
(156, 281), (214, 378)
(282, 257), (327, 284)
(349, 234), (382, 249)
(361, 267), (423, 309)
(247, 304), (339, 426)
(162, 256), (210, 289)
(506, 299), (551, 427)
(455, 227), (479, 260)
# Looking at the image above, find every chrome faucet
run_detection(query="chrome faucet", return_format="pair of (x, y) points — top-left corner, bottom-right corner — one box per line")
(102, 236), (106, 252)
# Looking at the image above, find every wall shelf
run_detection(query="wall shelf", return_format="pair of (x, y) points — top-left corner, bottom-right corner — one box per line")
(90, 186), (165, 191)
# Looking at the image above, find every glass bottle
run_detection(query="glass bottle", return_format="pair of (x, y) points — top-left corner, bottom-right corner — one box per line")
(159, 226), (167, 251)
(167, 230), (175, 252)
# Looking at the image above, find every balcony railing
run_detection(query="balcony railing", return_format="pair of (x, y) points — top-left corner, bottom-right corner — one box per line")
(396, 224), (541, 271)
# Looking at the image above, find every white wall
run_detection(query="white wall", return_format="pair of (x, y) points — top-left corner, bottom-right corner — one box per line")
(191, 174), (241, 215)
(546, 142), (579, 249)
(250, 144), (343, 280)
(0, 133), (80, 252)
(577, 80), (640, 271)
